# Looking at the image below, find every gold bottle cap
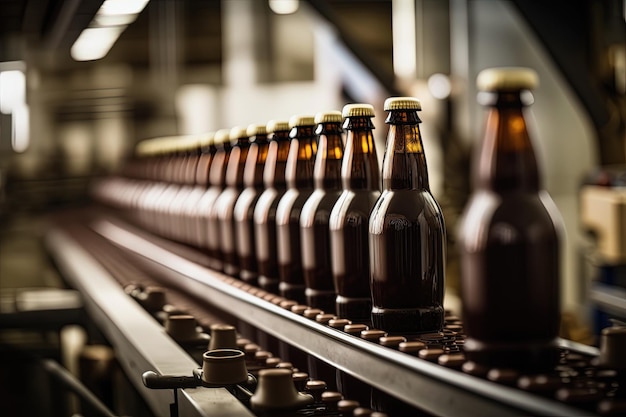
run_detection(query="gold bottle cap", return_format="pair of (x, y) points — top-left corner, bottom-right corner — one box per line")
(289, 115), (315, 128)
(135, 138), (153, 157)
(247, 123), (267, 137)
(199, 131), (215, 148)
(314, 110), (342, 124)
(266, 120), (290, 133)
(214, 128), (231, 145)
(180, 135), (200, 152)
(384, 97), (422, 111)
(230, 126), (248, 141)
(342, 103), (375, 118)
(477, 67), (539, 91)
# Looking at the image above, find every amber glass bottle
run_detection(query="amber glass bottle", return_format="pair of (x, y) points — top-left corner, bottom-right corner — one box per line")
(234, 124), (270, 285)
(300, 111), (344, 312)
(197, 129), (232, 270)
(369, 97), (446, 335)
(215, 127), (251, 277)
(253, 120), (291, 294)
(276, 115), (317, 303)
(184, 132), (216, 248)
(330, 103), (380, 322)
(457, 67), (562, 371)
(168, 135), (201, 243)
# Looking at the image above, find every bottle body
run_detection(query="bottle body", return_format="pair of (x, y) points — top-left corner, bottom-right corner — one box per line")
(329, 106), (380, 322)
(457, 69), (561, 370)
(301, 113), (344, 312)
(458, 190), (560, 368)
(276, 118), (317, 303)
(369, 189), (445, 333)
(254, 126), (291, 294)
(368, 99), (445, 335)
(234, 126), (269, 285)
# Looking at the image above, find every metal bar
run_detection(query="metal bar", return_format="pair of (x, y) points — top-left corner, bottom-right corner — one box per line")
(41, 358), (117, 417)
(45, 228), (255, 417)
(93, 219), (597, 417)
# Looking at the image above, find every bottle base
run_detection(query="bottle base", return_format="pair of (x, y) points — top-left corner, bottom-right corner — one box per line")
(305, 289), (336, 313)
(463, 337), (560, 372)
(336, 296), (372, 324)
(371, 306), (444, 335)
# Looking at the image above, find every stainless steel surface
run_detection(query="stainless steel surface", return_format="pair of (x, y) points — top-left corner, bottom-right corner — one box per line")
(45, 228), (255, 417)
(92, 218), (598, 417)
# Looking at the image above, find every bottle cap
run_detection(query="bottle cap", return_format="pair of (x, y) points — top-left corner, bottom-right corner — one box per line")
(229, 126), (248, 141)
(247, 123), (267, 137)
(289, 115), (315, 128)
(342, 103), (375, 118)
(214, 129), (231, 145)
(266, 120), (290, 133)
(477, 67), (539, 91)
(199, 132), (215, 148)
(314, 110), (342, 124)
(384, 97), (421, 111)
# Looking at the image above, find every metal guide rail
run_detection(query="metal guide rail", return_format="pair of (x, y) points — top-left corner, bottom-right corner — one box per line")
(80, 215), (601, 417)
(46, 227), (255, 417)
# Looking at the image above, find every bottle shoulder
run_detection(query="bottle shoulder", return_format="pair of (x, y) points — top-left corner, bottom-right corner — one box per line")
(369, 190), (445, 235)
(457, 190), (561, 249)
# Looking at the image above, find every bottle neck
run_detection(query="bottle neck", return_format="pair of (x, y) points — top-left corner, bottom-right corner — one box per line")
(263, 131), (290, 189)
(341, 117), (380, 191)
(225, 140), (250, 188)
(382, 111), (430, 191)
(285, 126), (316, 190)
(244, 135), (269, 189)
(209, 142), (232, 187)
(314, 122), (343, 190)
(475, 91), (540, 193)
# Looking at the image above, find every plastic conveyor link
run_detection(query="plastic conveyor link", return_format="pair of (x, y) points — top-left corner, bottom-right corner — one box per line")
(89, 216), (601, 417)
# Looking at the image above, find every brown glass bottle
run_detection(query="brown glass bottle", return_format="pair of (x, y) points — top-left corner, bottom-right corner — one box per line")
(253, 121), (291, 294)
(369, 97), (446, 335)
(184, 133), (216, 248)
(276, 115), (317, 303)
(330, 104), (380, 322)
(197, 129), (232, 270)
(215, 127), (251, 277)
(457, 67), (562, 371)
(168, 136), (201, 243)
(301, 111), (344, 312)
(234, 124), (270, 285)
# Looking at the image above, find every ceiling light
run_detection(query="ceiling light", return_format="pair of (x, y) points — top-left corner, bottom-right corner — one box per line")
(71, 27), (124, 61)
(98, 0), (150, 16)
(0, 70), (26, 115)
(269, 0), (299, 15)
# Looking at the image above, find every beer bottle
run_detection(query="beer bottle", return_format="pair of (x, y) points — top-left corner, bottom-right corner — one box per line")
(185, 132), (216, 247)
(276, 115), (317, 303)
(369, 97), (446, 335)
(215, 126), (252, 277)
(168, 135), (201, 243)
(197, 129), (232, 269)
(457, 67), (562, 371)
(300, 111), (344, 312)
(153, 137), (182, 239)
(234, 124), (270, 285)
(329, 103), (380, 322)
(253, 120), (291, 294)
